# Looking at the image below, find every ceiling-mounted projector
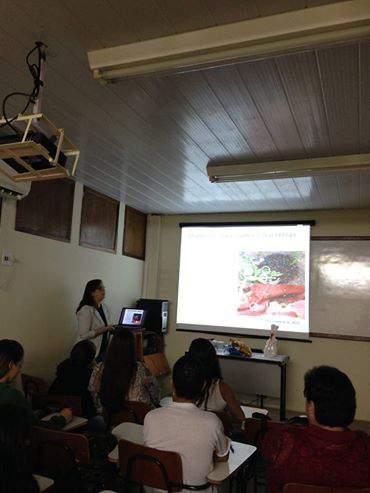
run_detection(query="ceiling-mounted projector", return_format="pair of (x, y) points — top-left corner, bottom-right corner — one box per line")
(0, 113), (79, 184)
(0, 42), (79, 195)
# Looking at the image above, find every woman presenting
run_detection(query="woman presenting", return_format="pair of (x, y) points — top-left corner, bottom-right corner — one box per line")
(76, 279), (113, 361)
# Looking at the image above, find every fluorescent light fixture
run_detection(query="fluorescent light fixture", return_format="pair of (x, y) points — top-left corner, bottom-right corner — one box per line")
(87, 0), (370, 82)
(207, 154), (370, 183)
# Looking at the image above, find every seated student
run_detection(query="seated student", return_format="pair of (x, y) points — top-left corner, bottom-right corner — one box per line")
(144, 355), (230, 491)
(99, 330), (160, 420)
(188, 338), (245, 423)
(262, 366), (370, 492)
(0, 339), (72, 429)
(0, 404), (40, 492)
(49, 340), (97, 419)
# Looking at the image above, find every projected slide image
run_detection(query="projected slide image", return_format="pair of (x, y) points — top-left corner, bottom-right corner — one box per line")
(176, 224), (310, 337)
(238, 252), (305, 319)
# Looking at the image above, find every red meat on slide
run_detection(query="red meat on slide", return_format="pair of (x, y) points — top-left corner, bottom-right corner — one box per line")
(238, 284), (305, 315)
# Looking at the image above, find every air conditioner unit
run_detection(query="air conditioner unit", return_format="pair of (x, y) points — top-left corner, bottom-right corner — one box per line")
(0, 162), (31, 199)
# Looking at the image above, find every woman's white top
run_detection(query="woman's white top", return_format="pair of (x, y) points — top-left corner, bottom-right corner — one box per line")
(200, 379), (227, 412)
(76, 303), (111, 355)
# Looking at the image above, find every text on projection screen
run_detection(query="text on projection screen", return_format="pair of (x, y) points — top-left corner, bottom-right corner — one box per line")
(176, 225), (310, 339)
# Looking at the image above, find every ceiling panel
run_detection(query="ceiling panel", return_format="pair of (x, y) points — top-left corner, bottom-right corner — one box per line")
(275, 51), (331, 157)
(173, 72), (255, 159)
(293, 177), (324, 210)
(360, 40), (370, 151)
(154, 0), (216, 32)
(255, 0), (306, 16)
(138, 77), (229, 160)
(203, 65), (278, 160)
(45, 0), (351, 50)
(359, 171), (370, 206)
(306, 0), (345, 5)
(317, 43), (360, 155)
(337, 173), (361, 209)
(237, 59), (307, 159)
(0, 2), (369, 214)
(314, 175), (341, 209)
(203, 0), (259, 25)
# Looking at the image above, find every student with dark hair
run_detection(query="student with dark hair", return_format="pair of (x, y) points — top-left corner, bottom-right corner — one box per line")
(49, 340), (97, 419)
(99, 330), (160, 419)
(144, 355), (230, 491)
(262, 366), (370, 492)
(76, 279), (114, 360)
(0, 404), (40, 492)
(188, 338), (244, 422)
(0, 339), (71, 429)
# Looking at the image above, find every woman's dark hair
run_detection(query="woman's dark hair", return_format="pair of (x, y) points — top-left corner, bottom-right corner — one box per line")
(304, 366), (356, 428)
(0, 340), (24, 379)
(173, 355), (205, 401)
(100, 330), (137, 415)
(0, 404), (40, 492)
(70, 340), (96, 367)
(76, 279), (103, 313)
(188, 338), (222, 409)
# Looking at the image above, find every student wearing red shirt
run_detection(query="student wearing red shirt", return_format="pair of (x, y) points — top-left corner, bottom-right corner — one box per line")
(262, 366), (370, 492)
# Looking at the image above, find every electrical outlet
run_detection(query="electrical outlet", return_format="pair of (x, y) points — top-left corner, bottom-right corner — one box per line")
(1, 251), (14, 266)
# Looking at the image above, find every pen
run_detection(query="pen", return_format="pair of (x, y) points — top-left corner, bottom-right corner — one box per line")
(230, 444), (234, 454)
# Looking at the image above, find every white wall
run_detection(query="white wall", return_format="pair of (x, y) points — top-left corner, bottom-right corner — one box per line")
(145, 209), (370, 422)
(0, 182), (144, 380)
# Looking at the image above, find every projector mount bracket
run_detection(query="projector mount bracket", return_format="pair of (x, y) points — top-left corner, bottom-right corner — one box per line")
(0, 42), (79, 182)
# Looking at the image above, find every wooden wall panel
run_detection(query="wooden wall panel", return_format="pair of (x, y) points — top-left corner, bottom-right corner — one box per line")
(123, 206), (147, 260)
(15, 179), (75, 242)
(79, 186), (119, 252)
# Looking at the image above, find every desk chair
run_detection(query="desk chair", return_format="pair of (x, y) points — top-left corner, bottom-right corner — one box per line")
(284, 485), (370, 493)
(108, 401), (152, 428)
(32, 393), (83, 416)
(31, 426), (120, 492)
(31, 426), (90, 474)
(31, 427), (94, 492)
(118, 438), (210, 493)
(22, 373), (49, 399)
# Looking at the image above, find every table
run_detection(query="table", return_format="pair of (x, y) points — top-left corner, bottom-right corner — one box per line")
(41, 414), (88, 431)
(108, 422), (256, 486)
(109, 422), (144, 463)
(159, 397), (269, 419)
(34, 474), (54, 492)
(207, 441), (256, 486)
(241, 405), (268, 418)
(217, 351), (289, 421)
(112, 422), (144, 444)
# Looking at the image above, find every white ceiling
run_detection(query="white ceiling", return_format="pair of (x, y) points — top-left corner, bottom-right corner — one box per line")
(0, 0), (370, 213)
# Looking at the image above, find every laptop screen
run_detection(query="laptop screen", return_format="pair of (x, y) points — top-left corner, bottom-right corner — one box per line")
(119, 308), (146, 328)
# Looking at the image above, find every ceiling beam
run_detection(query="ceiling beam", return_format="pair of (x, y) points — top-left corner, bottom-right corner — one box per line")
(88, 0), (370, 82)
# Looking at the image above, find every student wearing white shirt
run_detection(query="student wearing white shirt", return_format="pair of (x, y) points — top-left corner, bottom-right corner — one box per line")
(144, 355), (230, 491)
(76, 279), (113, 360)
